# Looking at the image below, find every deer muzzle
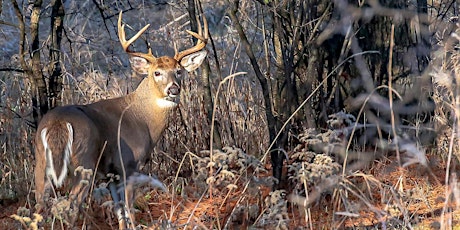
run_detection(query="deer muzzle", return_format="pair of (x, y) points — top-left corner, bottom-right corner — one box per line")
(165, 82), (180, 103)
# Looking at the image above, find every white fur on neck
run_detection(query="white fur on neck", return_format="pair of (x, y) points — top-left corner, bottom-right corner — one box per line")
(155, 98), (177, 109)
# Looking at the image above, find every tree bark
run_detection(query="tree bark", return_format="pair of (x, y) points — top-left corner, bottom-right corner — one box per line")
(228, 1), (280, 186)
(49, 0), (65, 108)
(187, 0), (222, 149)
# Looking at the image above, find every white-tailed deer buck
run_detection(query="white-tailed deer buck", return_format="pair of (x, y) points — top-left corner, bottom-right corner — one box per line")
(34, 11), (208, 228)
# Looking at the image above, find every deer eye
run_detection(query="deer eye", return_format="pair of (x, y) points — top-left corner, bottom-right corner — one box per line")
(154, 71), (161, 76)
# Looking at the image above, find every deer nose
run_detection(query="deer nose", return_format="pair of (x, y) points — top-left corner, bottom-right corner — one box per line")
(167, 83), (180, 97)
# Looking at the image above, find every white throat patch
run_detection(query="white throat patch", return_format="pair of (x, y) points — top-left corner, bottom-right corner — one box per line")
(156, 98), (178, 109)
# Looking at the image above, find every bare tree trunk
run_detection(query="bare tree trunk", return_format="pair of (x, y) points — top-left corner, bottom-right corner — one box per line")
(30, 0), (47, 122)
(49, 0), (65, 108)
(187, 0), (222, 149)
(228, 1), (279, 186)
(11, 0), (65, 127)
(11, 0), (46, 127)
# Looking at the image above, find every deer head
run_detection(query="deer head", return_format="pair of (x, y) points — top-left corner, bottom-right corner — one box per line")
(34, 11), (208, 229)
(117, 11), (208, 108)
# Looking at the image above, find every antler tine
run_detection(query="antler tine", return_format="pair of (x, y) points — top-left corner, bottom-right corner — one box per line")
(201, 13), (209, 40)
(174, 13), (208, 61)
(118, 12), (156, 62)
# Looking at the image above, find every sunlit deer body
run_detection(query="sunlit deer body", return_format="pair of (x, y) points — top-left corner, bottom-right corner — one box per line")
(34, 12), (207, 228)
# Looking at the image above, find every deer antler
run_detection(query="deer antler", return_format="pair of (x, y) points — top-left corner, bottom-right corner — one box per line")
(174, 13), (209, 61)
(118, 12), (157, 63)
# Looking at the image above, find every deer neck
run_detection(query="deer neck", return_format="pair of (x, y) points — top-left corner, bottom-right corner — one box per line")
(128, 77), (176, 135)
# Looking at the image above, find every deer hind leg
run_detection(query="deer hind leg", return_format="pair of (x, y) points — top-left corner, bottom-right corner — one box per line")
(34, 148), (48, 213)
(35, 123), (71, 213)
(66, 163), (97, 225)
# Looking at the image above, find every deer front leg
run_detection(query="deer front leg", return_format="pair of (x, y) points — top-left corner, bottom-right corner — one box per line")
(109, 181), (134, 230)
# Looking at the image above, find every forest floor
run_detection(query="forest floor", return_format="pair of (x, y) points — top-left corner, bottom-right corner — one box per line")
(0, 154), (459, 229)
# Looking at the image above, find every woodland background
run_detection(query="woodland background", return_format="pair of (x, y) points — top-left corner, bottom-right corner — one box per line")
(0, 0), (460, 229)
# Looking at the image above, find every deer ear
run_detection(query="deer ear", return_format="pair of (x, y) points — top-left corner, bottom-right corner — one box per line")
(180, 50), (207, 72)
(130, 56), (150, 75)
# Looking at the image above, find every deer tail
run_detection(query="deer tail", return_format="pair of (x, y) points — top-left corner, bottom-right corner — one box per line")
(40, 122), (73, 188)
